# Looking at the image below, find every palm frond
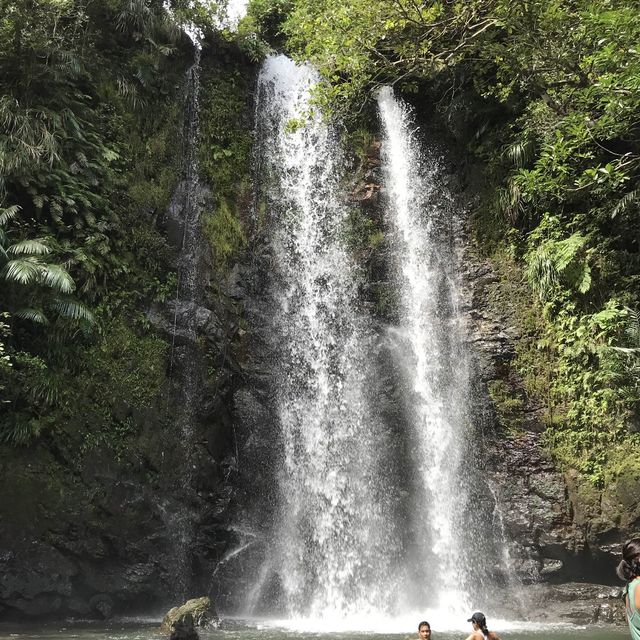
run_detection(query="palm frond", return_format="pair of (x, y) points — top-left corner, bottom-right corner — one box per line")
(39, 264), (75, 293)
(14, 308), (50, 325)
(50, 298), (95, 323)
(28, 373), (63, 407)
(1, 258), (41, 285)
(7, 239), (51, 256)
(0, 204), (20, 227)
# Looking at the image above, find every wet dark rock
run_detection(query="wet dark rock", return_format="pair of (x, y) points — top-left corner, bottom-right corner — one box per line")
(524, 582), (626, 624)
(160, 597), (219, 634)
(147, 300), (223, 346)
(89, 594), (114, 619)
(460, 226), (637, 587)
(170, 615), (200, 640)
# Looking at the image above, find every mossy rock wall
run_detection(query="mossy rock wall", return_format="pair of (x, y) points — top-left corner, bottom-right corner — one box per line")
(0, 33), (257, 621)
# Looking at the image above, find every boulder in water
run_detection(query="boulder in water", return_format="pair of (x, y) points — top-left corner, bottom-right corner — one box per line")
(160, 597), (219, 634)
(169, 613), (199, 640)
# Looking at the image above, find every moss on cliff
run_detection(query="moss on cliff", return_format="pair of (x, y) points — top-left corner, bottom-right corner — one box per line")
(198, 39), (255, 276)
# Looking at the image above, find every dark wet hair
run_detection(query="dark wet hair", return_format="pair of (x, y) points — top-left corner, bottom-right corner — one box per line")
(470, 612), (489, 639)
(418, 621), (431, 631)
(617, 538), (640, 582)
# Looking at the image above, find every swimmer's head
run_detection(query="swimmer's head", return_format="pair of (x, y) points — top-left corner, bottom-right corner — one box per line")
(617, 538), (640, 581)
(418, 621), (431, 640)
(467, 612), (487, 631)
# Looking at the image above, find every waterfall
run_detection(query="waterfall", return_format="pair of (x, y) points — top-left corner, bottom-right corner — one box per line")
(247, 55), (400, 621)
(376, 87), (484, 615)
(159, 45), (208, 601)
(228, 60), (510, 629)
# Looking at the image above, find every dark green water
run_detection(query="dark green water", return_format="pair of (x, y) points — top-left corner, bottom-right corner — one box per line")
(0, 620), (629, 640)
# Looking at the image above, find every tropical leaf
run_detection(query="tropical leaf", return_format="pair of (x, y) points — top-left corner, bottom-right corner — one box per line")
(39, 264), (75, 293)
(7, 239), (51, 256)
(1, 258), (41, 285)
(554, 233), (588, 271)
(50, 298), (95, 323)
(0, 421), (39, 445)
(0, 204), (20, 227)
(14, 308), (50, 325)
(611, 187), (639, 219)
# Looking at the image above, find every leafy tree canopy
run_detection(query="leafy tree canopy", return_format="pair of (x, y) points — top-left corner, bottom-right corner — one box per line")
(246, 0), (640, 483)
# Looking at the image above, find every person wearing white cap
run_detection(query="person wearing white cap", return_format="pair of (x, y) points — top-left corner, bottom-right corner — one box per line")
(464, 612), (501, 640)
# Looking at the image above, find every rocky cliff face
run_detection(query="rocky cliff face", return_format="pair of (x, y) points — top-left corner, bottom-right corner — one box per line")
(0, 44), (250, 621)
(461, 240), (639, 591)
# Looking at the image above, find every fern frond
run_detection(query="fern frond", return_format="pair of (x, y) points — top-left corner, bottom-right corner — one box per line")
(554, 233), (588, 271)
(624, 307), (640, 349)
(611, 188), (639, 219)
(576, 265), (592, 294)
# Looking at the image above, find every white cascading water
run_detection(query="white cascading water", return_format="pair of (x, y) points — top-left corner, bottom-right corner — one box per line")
(377, 87), (476, 616)
(249, 55), (399, 623)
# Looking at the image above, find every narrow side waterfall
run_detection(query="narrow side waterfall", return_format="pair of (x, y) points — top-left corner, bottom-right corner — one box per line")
(157, 46), (208, 601)
(248, 55), (400, 622)
(376, 87), (485, 615)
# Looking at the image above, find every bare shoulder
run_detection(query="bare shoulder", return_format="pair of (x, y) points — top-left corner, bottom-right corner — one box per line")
(488, 632), (501, 640)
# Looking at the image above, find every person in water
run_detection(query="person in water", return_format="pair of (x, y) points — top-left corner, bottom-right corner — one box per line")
(418, 621), (431, 640)
(465, 612), (500, 640)
(617, 538), (640, 639)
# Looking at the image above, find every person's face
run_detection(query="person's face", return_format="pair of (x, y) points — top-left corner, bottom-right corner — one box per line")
(471, 622), (479, 631)
(419, 625), (431, 640)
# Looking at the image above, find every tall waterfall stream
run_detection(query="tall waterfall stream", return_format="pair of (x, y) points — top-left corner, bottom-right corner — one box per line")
(227, 55), (514, 630)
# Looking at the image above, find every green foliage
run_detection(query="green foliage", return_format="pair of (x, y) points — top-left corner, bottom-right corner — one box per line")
(0, 0), (192, 445)
(242, 0), (293, 50)
(487, 379), (525, 434)
(83, 320), (167, 410)
(0, 317), (168, 451)
(202, 201), (247, 273)
(272, 0), (640, 485)
(525, 224), (593, 302)
(198, 41), (253, 275)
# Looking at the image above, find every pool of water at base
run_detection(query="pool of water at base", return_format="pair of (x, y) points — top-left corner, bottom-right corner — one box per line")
(0, 618), (629, 640)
